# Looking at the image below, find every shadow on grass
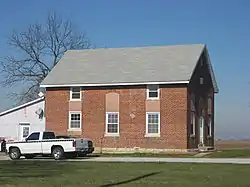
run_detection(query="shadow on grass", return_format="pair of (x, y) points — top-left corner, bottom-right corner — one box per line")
(99, 171), (163, 187)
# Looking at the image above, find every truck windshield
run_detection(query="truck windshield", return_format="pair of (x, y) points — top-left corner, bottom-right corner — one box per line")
(42, 132), (55, 139)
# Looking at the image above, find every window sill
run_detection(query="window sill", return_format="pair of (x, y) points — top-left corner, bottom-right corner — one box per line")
(69, 99), (82, 101)
(104, 133), (120, 137)
(144, 134), (160, 137)
(67, 129), (82, 132)
(146, 98), (160, 100)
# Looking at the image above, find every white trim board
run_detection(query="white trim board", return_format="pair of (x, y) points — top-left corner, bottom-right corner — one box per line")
(40, 80), (190, 88)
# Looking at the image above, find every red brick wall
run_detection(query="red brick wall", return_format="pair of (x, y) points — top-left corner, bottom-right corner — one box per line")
(45, 87), (69, 135)
(45, 85), (189, 150)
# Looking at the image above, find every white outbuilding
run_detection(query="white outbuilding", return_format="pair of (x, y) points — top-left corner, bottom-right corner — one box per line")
(0, 97), (45, 143)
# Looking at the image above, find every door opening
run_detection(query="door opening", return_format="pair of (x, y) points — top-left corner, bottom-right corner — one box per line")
(19, 123), (30, 141)
(199, 116), (204, 146)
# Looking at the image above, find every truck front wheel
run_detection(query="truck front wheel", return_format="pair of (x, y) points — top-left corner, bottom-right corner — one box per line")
(52, 146), (64, 160)
(9, 147), (21, 160)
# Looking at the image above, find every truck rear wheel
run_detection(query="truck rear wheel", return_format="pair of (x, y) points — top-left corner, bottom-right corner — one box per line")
(9, 147), (21, 160)
(52, 146), (64, 160)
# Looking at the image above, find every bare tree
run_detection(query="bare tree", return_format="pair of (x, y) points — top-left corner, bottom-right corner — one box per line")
(0, 12), (91, 105)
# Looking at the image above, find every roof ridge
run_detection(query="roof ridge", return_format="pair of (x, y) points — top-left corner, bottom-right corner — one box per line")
(67, 43), (205, 52)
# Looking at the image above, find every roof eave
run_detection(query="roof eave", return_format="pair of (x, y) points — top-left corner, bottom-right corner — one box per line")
(40, 80), (190, 88)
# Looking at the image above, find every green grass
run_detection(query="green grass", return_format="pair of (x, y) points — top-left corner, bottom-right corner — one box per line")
(95, 148), (250, 158)
(0, 161), (250, 187)
(205, 149), (250, 158)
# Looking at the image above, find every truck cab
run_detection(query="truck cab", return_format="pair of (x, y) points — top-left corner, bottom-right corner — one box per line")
(25, 131), (56, 142)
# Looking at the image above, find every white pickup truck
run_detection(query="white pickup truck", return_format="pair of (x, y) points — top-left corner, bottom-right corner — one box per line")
(5, 131), (94, 160)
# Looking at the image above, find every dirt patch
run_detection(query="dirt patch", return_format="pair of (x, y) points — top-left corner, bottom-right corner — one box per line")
(215, 140), (250, 149)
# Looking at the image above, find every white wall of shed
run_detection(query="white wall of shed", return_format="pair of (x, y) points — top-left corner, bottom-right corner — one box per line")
(0, 101), (45, 141)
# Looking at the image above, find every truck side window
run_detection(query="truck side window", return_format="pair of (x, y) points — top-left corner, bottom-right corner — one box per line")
(42, 132), (55, 139)
(26, 132), (40, 141)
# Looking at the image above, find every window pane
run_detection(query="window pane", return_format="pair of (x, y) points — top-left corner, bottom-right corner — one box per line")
(108, 114), (112, 123)
(71, 121), (80, 128)
(152, 114), (158, 123)
(149, 92), (158, 98)
(23, 127), (30, 138)
(148, 123), (158, 133)
(108, 113), (118, 124)
(72, 93), (80, 99)
(148, 85), (158, 91)
(208, 98), (212, 114)
(71, 114), (80, 120)
(72, 87), (80, 92)
(107, 123), (118, 133)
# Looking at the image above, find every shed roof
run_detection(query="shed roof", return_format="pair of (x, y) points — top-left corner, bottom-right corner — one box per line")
(0, 97), (44, 117)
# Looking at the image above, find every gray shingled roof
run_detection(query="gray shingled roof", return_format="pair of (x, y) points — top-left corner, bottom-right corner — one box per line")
(40, 44), (218, 93)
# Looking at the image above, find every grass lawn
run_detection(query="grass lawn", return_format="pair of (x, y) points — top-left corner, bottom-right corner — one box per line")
(93, 148), (250, 158)
(0, 161), (250, 187)
(204, 149), (250, 158)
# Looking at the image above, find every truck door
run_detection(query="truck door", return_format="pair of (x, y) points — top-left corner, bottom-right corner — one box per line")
(23, 132), (42, 154)
(41, 132), (56, 154)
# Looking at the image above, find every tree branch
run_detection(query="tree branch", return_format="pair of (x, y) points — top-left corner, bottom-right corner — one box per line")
(0, 12), (91, 105)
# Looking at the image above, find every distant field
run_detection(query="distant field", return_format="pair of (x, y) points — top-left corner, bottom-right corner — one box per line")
(215, 140), (250, 149)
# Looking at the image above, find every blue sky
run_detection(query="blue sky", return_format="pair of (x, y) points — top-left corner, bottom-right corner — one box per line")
(0, 0), (249, 139)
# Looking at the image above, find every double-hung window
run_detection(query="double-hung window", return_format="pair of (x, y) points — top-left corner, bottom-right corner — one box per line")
(69, 112), (81, 129)
(146, 112), (160, 137)
(70, 87), (81, 100)
(147, 85), (159, 99)
(106, 112), (119, 136)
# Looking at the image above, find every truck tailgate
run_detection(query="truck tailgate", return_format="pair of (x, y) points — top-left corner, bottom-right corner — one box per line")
(75, 139), (93, 149)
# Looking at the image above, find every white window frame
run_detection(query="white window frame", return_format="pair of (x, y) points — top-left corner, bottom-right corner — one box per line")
(146, 84), (160, 100)
(200, 77), (204, 85)
(145, 112), (160, 137)
(105, 112), (119, 136)
(70, 87), (82, 101)
(190, 112), (196, 136)
(19, 123), (30, 139)
(68, 111), (82, 130)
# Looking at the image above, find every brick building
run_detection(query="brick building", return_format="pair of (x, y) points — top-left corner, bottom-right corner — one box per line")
(40, 44), (219, 153)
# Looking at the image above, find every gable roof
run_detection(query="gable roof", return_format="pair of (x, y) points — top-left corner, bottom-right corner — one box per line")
(0, 97), (44, 117)
(40, 44), (219, 93)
